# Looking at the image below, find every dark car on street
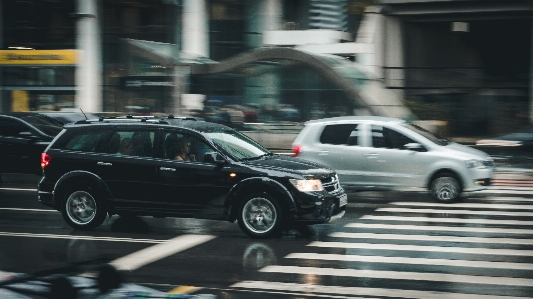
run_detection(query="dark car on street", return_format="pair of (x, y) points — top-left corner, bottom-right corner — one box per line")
(0, 113), (64, 179)
(38, 116), (346, 238)
(476, 124), (533, 151)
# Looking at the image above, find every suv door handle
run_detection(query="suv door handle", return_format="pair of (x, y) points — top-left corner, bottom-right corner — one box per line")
(318, 150), (329, 155)
(160, 167), (176, 172)
(365, 153), (379, 158)
(97, 162), (112, 166)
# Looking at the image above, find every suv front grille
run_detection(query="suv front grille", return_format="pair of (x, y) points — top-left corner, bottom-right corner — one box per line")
(321, 174), (342, 195)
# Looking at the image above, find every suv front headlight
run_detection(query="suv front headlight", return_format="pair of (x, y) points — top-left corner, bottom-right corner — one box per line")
(289, 179), (324, 192)
(466, 159), (485, 168)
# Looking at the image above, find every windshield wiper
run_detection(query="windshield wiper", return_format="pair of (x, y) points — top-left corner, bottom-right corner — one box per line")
(241, 153), (273, 161)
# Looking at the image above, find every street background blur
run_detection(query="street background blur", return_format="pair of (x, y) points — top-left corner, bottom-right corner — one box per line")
(1, 0), (532, 145)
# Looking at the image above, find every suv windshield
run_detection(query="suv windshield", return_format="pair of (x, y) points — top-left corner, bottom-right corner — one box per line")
(205, 130), (270, 161)
(402, 123), (448, 146)
(20, 115), (63, 136)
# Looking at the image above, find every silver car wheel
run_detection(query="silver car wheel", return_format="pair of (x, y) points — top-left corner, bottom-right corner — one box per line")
(66, 191), (97, 225)
(431, 177), (460, 202)
(241, 196), (277, 234)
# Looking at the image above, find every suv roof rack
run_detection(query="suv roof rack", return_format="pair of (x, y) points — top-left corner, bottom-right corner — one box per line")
(73, 114), (198, 124)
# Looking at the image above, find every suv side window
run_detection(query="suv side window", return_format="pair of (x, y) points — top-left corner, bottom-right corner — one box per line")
(64, 131), (108, 152)
(163, 132), (214, 162)
(371, 125), (415, 150)
(319, 124), (360, 146)
(109, 130), (155, 157)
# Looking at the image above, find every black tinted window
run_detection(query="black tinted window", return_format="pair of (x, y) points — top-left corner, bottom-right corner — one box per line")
(19, 115), (63, 136)
(64, 131), (108, 152)
(163, 132), (214, 162)
(320, 124), (359, 145)
(0, 119), (29, 137)
(108, 130), (155, 157)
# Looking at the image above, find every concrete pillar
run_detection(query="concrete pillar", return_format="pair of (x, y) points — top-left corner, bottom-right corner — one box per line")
(530, 18), (533, 123)
(75, 0), (102, 113)
(383, 16), (405, 99)
(182, 0), (209, 57)
(245, 0), (282, 113)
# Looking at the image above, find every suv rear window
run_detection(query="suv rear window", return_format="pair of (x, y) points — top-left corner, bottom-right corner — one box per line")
(63, 131), (108, 152)
(319, 124), (360, 145)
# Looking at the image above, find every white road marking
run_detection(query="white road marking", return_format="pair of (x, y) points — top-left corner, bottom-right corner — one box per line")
(259, 265), (533, 287)
(344, 223), (533, 235)
(285, 252), (533, 270)
(0, 188), (37, 192)
(481, 197), (533, 202)
(479, 189), (533, 195)
(110, 234), (215, 271)
(360, 215), (533, 226)
(376, 207), (533, 217)
(0, 208), (57, 212)
(330, 232), (533, 245)
(0, 232), (164, 243)
(231, 281), (532, 299)
(308, 241), (533, 256)
(391, 202), (533, 210)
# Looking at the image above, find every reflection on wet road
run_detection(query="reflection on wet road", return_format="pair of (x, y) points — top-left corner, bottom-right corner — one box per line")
(1, 175), (533, 298)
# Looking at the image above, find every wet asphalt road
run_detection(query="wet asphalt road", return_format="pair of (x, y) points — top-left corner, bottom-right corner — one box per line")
(1, 173), (533, 299)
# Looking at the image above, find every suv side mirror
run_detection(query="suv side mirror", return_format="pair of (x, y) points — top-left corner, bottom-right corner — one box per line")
(404, 143), (426, 152)
(204, 152), (226, 164)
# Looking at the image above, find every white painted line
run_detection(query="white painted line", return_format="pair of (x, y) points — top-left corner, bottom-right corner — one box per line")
(377, 207), (533, 217)
(344, 223), (533, 235)
(330, 232), (533, 246)
(479, 189), (533, 195)
(110, 234), (215, 271)
(391, 202), (533, 210)
(308, 241), (533, 257)
(360, 215), (533, 226)
(0, 208), (58, 213)
(482, 197), (533, 202)
(286, 252), (533, 270)
(0, 232), (164, 243)
(259, 265), (533, 287)
(0, 188), (37, 192)
(231, 280), (532, 299)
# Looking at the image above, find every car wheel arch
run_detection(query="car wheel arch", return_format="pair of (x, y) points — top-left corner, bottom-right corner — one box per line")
(427, 169), (464, 192)
(225, 177), (295, 223)
(53, 171), (113, 210)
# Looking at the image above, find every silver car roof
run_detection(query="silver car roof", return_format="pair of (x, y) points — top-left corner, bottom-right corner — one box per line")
(305, 116), (406, 125)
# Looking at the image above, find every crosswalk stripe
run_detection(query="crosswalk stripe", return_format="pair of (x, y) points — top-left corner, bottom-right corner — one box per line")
(360, 215), (533, 226)
(377, 207), (533, 217)
(391, 202), (533, 210)
(344, 223), (533, 235)
(285, 253), (533, 270)
(231, 280), (532, 299)
(308, 241), (533, 256)
(482, 197), (533, 202)
(110, 234), (215, 271)
(330, 232), (533, 245)
(259, 265), (533, 287)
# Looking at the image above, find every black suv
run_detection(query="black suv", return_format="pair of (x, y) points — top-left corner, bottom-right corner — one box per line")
(38, 116), (346, 238)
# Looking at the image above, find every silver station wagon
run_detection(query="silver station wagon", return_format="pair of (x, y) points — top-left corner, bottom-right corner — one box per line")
(292, 116), (494, 202)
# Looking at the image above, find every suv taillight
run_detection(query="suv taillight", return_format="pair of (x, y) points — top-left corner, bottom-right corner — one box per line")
(292, 145), (303, 157)
(41, 153), (51, 169)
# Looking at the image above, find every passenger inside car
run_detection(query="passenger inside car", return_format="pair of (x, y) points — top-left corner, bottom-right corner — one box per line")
(118, 138), (134, 155)
(175, 138), (195, 161)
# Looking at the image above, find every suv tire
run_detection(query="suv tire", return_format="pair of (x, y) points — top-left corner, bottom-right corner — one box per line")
(238, 192), (283, 238)
(61, 187), (107, 230)
(430, 174), (460, 203)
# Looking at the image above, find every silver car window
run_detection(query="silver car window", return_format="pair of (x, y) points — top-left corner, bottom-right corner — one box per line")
(319, 123), (360, 146)
(371, 125), (416, 150)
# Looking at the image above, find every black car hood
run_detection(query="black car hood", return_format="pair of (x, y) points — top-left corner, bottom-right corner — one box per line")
(241, 154), (335, 178)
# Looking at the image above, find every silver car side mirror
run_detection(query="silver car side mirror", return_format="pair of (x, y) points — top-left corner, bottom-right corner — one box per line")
(404, 143), (426, 152)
